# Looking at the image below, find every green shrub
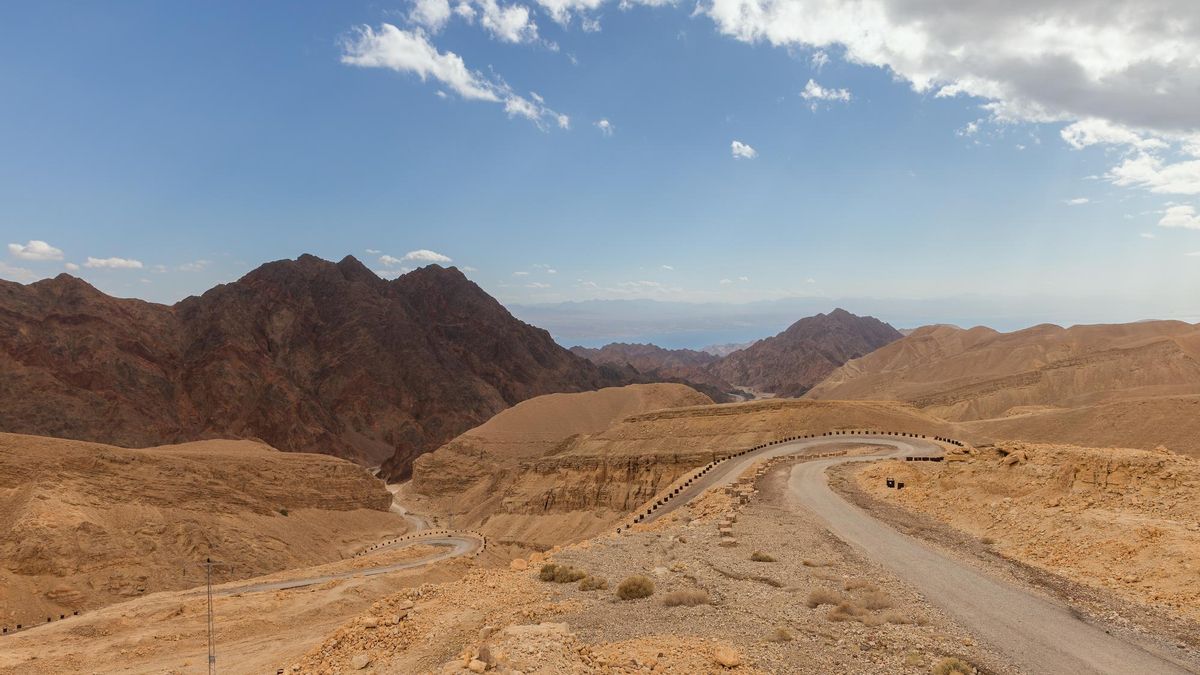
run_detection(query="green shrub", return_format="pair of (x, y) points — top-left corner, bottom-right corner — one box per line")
(616, 575), (655, 600)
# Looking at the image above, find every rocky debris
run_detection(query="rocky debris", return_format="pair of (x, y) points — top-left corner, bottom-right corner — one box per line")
(350, 653), (371, 670)
(509, 559), (528, 571)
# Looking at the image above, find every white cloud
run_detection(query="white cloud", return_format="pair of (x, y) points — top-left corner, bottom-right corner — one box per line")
(0, 262), (37, 282)
(1159, 205), (1200, 230)
(810, 50), (829, 70)
(513, 270), (530, 276)
(703, 0), (1200, 136)
(341, 24), (565, 128)
(365, 248), (381, 254)
(179, 259), (211, 272)
(531, 0), (606, 25)
(65, 262), (80, 271)
(595, 118), (614, 136)
(526, 281), (551, 288)
(455, 2), (477, 20)
(581, 16), (601, 32)
(956, 120), (981, 137)
(379, 254), (405, 266)
(84, 256), (143, 269)
(476, 0), (539, 43)
(410, 0), (453, 32)
(1187, 250), (1200, 257)
(661, 264), (674, 271)
(800, 79), (850, 108)
(1064, 198), (1089, 206)
(731, 140), (757, 159)
(1060, 119), (1168, 152)
(8, 240), (63, 261)
(1140, 232), (1157, 239)
(1107, 154), (1200, 195)
(719, 278), (733, 285)
(738, 275), (749, 282)
(402, 248), (453, 263)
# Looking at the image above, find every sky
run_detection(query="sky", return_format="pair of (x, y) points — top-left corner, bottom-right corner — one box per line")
(2, 1), (1199, 346)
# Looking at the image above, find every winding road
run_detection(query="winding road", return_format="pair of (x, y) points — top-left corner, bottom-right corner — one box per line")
(652, 433), (1196, 675)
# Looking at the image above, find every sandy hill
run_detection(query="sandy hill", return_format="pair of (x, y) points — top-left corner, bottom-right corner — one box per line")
(711, 309), (903, 397)
(0, 254), (627, 480)
(0, 433), (397, 624)
(413, 385), (954, 548)
(808, 321), (1200, 457)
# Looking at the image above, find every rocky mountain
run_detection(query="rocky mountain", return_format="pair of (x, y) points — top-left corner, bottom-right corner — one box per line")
(569, 343), (736, 399)
(806, 321), (1200, 456)
(710, 309), (903, 397)
(0, 255), (627, 479)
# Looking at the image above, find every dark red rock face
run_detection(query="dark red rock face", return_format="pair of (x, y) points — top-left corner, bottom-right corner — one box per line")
(709, 309), (903, 397)
(0, 255), (624, 480)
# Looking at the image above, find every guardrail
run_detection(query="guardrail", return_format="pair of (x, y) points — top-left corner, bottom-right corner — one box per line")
(613, 429), (965, 535)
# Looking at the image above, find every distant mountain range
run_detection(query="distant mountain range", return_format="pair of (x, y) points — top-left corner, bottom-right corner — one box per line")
(571, 309), (904, 398)
(0, 255), (627, 479)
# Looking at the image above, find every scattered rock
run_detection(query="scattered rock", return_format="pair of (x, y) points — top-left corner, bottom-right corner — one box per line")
(467, 658), (487, 673)
(712, 644), (742, 668)
(350, 653), (371, 670)
(510, 559), (528, 571)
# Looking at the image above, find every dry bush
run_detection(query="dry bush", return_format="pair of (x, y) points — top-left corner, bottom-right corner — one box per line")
(750, 551), (776, 562)
(802, 558), (831, 568)
(805, 588), (844, 608)
(861, 591), (894, 610)
(616, 575), (655, 600)
(980, 536), (996, 545)
(539, 564), (586, 583)
(662, 589), (710, 607)
(827, 601), (867, 622)
(843, 578), (877, 592)
(882, 610), (913, 625)
(579, 576), (608, 591)
(767, 627), (794, 642)
(932, 657), (975, 675)
(902, 651), (923, 667)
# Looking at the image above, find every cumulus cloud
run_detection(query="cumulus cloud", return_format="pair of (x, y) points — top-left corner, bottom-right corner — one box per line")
(341, 24), (565, 128)
(476, 0), (539, 42)
(8, 240), (63, 261)
(595, 118), (614, 136)
(731, 140), (757, 159)
(661, 264), (674, 270)
(65, 262), (80, 271)
(402, 249), (453, 263)
(810, 50), (829, 70)
(1064, 198), (1089, 206)
(526, 281), (551, 288)
(1160, 205), (1200, 230)
(1107, 154), (1200, 195)
(410, 0), (454, 32)
(1060, 119), (1168, 152)
(801, 79), (850, 109)
(702, 0), (1199, 135)
(84, 256), (143, 269)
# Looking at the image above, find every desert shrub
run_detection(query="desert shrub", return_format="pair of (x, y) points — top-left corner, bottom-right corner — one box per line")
(827, 601), (867, 623)
(554, 566), (587, 583)
(882, 610), (913, 625)
(538, 564), (586, 583)
(616, 575), (655, 600)
(766, 627), (794, 643)
(662, 589), (710, 607)
(278, 507), (289, 516)
(805, 588), (843, 608)
(578, 575), (608, 591)
(980, 536), (995, 545)
(932, 657), (975, 675)
(843, 578), (876, 592)
(750, 551), (776, 563)
(802, 558), (831, 567)
(861, 591), (894, 611)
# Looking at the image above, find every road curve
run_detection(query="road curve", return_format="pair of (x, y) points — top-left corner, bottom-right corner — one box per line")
(203, 533), (483, 597)
(783, 438), (1197, 675)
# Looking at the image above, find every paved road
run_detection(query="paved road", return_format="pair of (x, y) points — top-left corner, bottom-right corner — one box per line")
(780, 437), (1197, 675)
(202, 533), (482, 597)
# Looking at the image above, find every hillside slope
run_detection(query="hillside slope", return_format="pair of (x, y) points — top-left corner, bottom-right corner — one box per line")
(569, 343), (737, 399)
(0, 433), (395, 623)
(711, 309), (903, 396)
(808, 321), (1200, 456)
(0, 255), (625, 479)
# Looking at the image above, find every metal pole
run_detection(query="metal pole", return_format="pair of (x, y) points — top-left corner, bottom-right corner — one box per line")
(206, 558), (216, 675)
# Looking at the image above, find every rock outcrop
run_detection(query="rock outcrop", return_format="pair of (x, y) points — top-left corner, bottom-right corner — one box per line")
(0, 255), (627, 479)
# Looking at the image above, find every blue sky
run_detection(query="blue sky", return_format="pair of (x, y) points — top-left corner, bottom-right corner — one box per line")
(2, 1), (1199, 345)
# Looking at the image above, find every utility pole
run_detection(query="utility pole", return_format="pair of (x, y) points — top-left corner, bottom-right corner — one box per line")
(182, 557), (230, 675)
